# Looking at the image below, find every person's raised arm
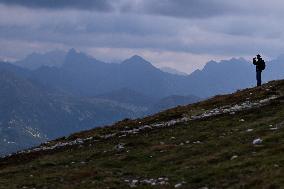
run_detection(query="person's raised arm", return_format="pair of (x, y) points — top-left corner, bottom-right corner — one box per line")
(253, 57), (257, 65)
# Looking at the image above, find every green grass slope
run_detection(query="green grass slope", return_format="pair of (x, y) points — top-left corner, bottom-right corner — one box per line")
(0, 80), (284, 189)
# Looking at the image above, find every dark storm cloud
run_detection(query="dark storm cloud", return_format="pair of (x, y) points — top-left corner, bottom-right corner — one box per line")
(1, 0), (284, 71)
(1, 0), (242, 18)
(0, 0), (114, 11)
(121, 0), (239, 18)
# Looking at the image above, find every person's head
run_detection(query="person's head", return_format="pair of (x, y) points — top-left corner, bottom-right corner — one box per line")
(256, 54), (261, 59)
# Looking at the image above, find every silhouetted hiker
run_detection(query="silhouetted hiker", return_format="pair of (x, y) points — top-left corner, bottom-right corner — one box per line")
(253, 54), (266, 86)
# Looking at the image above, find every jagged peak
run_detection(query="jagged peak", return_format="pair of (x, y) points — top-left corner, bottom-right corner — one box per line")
(68, 48), (76, 53)
(122, 55), (152, 65)
(66, 48), (80, 57)
(202, 60), (218, 70)
(130, 55), (145, 60)
(65, 49), (92, 62)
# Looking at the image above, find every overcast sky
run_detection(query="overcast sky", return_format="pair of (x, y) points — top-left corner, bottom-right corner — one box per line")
(0, 0), (284, 73)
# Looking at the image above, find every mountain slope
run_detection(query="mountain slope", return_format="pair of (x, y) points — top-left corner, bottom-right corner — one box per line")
(0, 60), (200, 156)
(0, 80), (284, 188)
(96, 88), (157, 107)
(0, 69), (149, 156)
(149, 94), (201, 113)
(96, 88), (201, 115)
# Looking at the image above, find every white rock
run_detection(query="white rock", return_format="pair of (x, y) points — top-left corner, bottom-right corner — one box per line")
(160, 181), (166, 185)
(231, 155), (238, 160)
(115, 144), (125, 150)
(199, 187), (209, 189)
(246, 129), (253, 132)
(252, 138), (263, 145)
(174, 183), (182, 188)
(270, 127), (278, 131)
(274, 164), (279, 168)
(193, 141), (201, 144)
(132, 180), (138, 184)
(259, 99), (269, 103)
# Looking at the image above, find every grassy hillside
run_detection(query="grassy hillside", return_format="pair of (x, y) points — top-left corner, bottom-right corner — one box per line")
(0, 80), (284, 189)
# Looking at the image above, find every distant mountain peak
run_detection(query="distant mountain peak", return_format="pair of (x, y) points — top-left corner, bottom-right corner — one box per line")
(207, 60), (218, 64)
(67, 48), (78, 56)
(14, 50), (66, 70)
(65, 49), (94, 65)
(203, 60), (218, 70)
(66, 48), (81, 57)
(189, 69), (202, 76)
(65, 48), (101, 63)
(123, 55), (152, 65)
(130, 55), (144, 60)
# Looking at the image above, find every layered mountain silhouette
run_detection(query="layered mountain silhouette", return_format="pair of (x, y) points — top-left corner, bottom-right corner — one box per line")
(15, 50), (66, 70)
(187, 58), (256, 97)
(30, 51), (189, 98)
(0, 67), (151, 155)
(1, 49), (284, 155)
(0, 51), (201, 155)
(20, 49), (284, 98)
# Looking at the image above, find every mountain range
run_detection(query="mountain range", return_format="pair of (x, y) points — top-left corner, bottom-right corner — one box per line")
(15, 49), (284, 98)
(0, 68), (149, 155)
(1, 49), (284, 155)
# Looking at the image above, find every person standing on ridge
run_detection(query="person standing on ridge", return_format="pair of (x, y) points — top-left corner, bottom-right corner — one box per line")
(253, 54), (266, 86)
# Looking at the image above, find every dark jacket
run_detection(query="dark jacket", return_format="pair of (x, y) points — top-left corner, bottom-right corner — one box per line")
(253, 58), (266, 71)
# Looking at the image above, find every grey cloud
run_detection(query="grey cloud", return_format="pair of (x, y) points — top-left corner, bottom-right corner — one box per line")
(1, 0), (284, 68)
(196, 15), (284, 39)
(1, 21), (282, 58)
(0, 0), (114, 11)
(121, 0), (239, 18)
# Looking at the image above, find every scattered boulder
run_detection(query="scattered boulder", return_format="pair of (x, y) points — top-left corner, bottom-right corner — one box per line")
(115, 143), (125, 150)
(246, 129), (254, 132)
(174, 183), (182, 188)
(253, 138), (263, 145)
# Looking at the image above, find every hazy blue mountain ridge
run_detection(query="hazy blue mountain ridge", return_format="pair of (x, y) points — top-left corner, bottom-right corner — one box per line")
(15, 50), (66, 70)
(2, 49), (283, 155)
(13, 49), (284, 99)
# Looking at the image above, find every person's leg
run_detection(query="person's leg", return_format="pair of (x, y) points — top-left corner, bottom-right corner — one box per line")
(256, 71), (261, 86)
(259, 71), (262, 86)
